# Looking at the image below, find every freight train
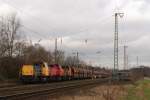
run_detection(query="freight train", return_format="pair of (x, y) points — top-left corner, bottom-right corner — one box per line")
(19, 62), (111, 83)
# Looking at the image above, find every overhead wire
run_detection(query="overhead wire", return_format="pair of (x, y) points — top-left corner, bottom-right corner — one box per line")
(0, 15), (48, 39)
(1, 0), (115, 41)
(1, 0), (53, 30)
(1, 0), (51, 39)
(0, 0), (116, 60)
(20, 25), (48, 39)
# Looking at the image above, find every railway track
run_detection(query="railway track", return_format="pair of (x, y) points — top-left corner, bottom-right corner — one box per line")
(0, 83), (21, 89)
(0, 79), (93, 90)
(0, 80), (21, 89)
(0, 79), (97, 92)
(0, 78), (109, 100)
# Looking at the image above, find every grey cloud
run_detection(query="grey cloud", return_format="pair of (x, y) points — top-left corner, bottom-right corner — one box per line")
(0, 0), (150, 67)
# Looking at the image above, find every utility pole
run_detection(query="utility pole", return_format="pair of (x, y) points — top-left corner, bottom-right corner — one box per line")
(55, 38), (58, 64)
(96, 51), (101, 66)
(137, 56), (139, 67)
(72, 51), (79, 67)
(126, 55), (129, 69)
(123, 45), (128, 70)
(114, 12), (124, 77)
(77, 51), (79, 66)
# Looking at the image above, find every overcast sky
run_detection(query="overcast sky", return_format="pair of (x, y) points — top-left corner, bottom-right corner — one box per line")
(0, 0), (150, 68)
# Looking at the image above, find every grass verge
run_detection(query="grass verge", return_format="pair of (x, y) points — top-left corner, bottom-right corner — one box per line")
(124, 79), (150, 100)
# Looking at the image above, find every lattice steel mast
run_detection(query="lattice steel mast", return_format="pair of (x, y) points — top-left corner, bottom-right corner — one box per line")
(124, 45), (128, 70)
(114, 12), (124, 74)
(55, 38), (57, 64)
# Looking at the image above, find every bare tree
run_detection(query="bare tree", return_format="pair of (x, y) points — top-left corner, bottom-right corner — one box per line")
(0, 17), (8, 57)
(0, 13), (22, 79)
(0, 13), (20, 57)
(56, 50), (65, 65)
(23, 45), (53, 64)
(64, 56), (78, 66)
(14, 40), (27, 57)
